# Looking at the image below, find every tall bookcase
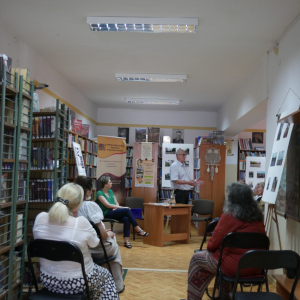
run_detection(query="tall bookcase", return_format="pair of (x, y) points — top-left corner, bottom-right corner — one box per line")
(237, 143), (266, 181)
(0, 64), (34, 300)
(125, 146), (133, 197)
(27, 100), (69, 237)
(67, 131), (97, 200)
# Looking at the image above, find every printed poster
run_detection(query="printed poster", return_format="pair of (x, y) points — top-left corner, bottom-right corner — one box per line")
(73, 142), (86, 176)
(141, 143), (152, 160)
(263, 122), (294, 204)
(97, 136), (126, 203)
(245, 156), (266, 189)
(135, 159), (155, 187)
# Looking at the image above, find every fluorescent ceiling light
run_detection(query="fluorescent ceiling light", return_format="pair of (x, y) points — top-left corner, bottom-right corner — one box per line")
(115, 73), (187, 83)
(126, 98), (180, 105)
(87, 17), (198, 33)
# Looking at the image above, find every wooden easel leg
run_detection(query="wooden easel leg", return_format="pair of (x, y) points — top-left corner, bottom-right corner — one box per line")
(265, 205), (272, 236)
(264, 204), (282, 250)
(272, 205), (282, 250)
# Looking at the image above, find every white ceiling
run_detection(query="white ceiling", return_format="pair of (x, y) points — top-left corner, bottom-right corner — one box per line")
(1, 0), (300, 112)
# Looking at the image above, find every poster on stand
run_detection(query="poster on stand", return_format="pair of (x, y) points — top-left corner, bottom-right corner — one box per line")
(135, 159), (155, 187)
(263, 122), (294, 204)
(72, 142), (86, 176)
(97, 136), (126, 203)
(162, 143), (194, 188)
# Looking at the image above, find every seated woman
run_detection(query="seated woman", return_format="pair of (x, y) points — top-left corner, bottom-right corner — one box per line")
(75, 176), (125, 293)
(33, 183), (118, 300)
(96, 176), (149, 249)
(254, 181), (265, 211)
(187, 182), (266, 300)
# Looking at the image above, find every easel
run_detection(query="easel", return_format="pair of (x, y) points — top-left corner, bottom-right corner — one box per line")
(264, 203), (282, 250)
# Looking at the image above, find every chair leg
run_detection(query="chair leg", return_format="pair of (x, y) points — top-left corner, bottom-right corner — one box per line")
(133, 227), (135, 241)
(110, 222), (114, 231)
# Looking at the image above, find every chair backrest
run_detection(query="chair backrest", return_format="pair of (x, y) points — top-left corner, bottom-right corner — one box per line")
(124, 197), (144, 210)
(192, 199), (214, 215)
(90, 221), (113, 274)
(27, 239), (91, 299)
(231, 250), (300, 300)
(199, 218), (219, 251)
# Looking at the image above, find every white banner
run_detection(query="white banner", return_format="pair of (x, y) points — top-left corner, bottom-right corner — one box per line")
(73, 142), (86, 176)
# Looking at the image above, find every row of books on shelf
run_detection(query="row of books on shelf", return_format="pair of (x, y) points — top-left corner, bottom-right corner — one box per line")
(32, 116), (57, 139)
(125, 178), (132, 188)
(126, 147), (133, 157)
(86, 166), (97, 178)
(239, 161), (246, 171)
(126, 168), (132, 177)
(68, 133), (85, 149)
(31, 147), (55, 170)
(86, 140), (97, 154)
(193, 193), (200, 200)
(124, 189), (132, 197)
(126, 157), (132, 167)
(239, 151), (266, 159)
(238, 138), (253, 150)
(239, 171), (246, 181)
(160, 189), (173, 199)
(194, 169), (200, 179)
(0, 213), (23, 245)
(68, 165), (78, 178)
(194, 158), (200, 169)
(29, 179), (60, 202)
(85, 153), (97, 166)
(193, 147), (200, 158)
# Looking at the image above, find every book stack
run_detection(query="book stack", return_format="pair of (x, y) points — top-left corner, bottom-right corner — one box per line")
(125, 178), (132, 188)
(126, 157), (133, 167)
(198, 137), (213, 145)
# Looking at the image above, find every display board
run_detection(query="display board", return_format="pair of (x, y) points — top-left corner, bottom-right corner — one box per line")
(263, 123), (294, 204)
(162, 143), (194, 188)
(245, 156), (266, 189)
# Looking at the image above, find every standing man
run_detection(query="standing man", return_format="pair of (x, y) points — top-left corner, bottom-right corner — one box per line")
(170, 148), (204, 204)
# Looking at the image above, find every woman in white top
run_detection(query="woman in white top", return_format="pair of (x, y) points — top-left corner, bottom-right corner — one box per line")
(75, 176), (124, 293)
(33, 183), (118, 300)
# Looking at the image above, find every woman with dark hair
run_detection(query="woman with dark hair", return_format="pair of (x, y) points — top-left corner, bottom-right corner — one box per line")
(75, 176), (125, 293)
(187, 182), (266, 300)
(96, 176), (149, 249)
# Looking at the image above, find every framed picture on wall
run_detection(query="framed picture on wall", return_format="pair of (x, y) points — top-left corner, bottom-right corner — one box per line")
(252, 132), (263, 144)
(118, 127), (129, 144)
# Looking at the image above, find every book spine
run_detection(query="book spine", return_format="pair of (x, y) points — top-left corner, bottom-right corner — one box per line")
(47, 116), (51, 138)
(43, 116), (47, 138)
(39, 117), (43, 139)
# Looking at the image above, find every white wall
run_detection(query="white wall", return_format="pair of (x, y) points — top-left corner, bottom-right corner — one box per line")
(0, 23), (98, 138)
(97, 108), (217, 146)
(217, 58), (268, 135)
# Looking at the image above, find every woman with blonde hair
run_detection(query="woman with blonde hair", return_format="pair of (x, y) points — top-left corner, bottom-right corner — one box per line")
(33, 183), (118, 299)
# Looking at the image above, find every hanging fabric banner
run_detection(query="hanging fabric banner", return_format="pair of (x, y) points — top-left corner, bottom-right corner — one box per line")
(97, 136), (126, 203)
(73, 142), (86, 176)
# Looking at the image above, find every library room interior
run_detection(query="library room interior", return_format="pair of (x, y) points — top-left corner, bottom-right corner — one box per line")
(1, 1), (300, 300)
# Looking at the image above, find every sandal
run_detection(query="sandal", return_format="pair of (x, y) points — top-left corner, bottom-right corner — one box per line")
(137, 230), (149, 237)
(124, 241), (132, 249)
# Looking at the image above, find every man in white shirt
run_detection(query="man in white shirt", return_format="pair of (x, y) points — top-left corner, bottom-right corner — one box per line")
(170, 148), (204, 204)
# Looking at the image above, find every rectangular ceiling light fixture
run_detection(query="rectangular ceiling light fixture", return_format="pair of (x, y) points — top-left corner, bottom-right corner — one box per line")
(87, 17), (198, 33)
(115, 73), (187, 83)
(126, 98), (180, 105)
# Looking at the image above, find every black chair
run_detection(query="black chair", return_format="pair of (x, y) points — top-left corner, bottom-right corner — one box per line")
(89, 221), (116, 275)
(230, 250), (300, 300)
(124, 197), (144, 240)
(194, 218), (219, 253)
(27, 239), (91, 300)
(191, 199), (214, 232)
(194, 218), (219, 299)
(212, 232), (270, 300)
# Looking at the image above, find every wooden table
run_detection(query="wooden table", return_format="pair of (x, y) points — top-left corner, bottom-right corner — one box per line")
(143, 203), (193, 247)
(273, 274), (300, 300)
